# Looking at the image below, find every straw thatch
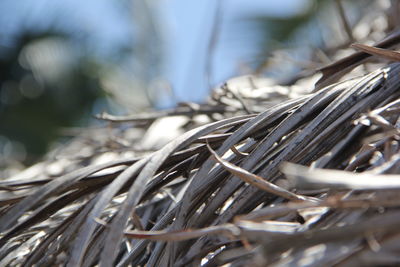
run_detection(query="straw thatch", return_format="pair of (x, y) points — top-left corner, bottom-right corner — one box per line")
(3, 3), (400, 267)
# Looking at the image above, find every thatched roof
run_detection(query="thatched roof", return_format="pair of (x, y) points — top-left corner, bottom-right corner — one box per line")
(3, 3), (400, 267)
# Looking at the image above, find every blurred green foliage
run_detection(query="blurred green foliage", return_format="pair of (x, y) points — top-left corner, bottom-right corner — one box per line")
(0, 30), (104, 163)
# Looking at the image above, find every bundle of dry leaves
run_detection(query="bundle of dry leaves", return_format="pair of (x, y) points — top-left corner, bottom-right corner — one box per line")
(2, 1), (400, 266)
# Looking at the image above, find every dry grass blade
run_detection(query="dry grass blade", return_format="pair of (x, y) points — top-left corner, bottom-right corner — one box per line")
(283, 162), (400, 190)
(262, 210), (400, 256)
(95, 104), (233, 122)
(316, 30), (400, 89)
(207, 142), (316, 202)
(125, 224), (239, 241)
(351, 43), (400, 62)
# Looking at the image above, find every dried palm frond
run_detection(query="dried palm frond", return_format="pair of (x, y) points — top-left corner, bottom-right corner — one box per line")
(2, 61), (400, 266)
(4, 2), (400, 267)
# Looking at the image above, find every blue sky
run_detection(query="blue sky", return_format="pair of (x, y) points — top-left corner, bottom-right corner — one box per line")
(0, 0), (310, 103)
(162, 0), (310, 101)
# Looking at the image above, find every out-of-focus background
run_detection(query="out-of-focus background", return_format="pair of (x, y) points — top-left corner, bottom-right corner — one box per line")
(0, 0), (372, 167)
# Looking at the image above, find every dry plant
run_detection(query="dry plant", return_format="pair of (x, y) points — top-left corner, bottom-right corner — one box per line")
(3, 1), (400, 266)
